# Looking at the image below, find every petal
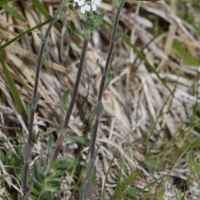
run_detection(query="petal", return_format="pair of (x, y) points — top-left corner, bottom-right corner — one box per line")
(74, 0), (78, 2)
(95, 0), (101, 5)
(85, 4), (91, 11)
(81, 6), (85, 13)
(78, 1), (84, 6)
(92, 4), (97, 11)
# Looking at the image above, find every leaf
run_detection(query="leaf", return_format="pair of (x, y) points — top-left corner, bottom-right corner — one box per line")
(50, 157), (78, 178)
(81, 13), (104, 30)
(80, 181), (92, 200)
(113, 0), (120, 8)
(61, 88), (70, 111)
(70, 20), (85, 37)
(144, 158), (162, 169)
(1, 4), (26, 22)
(56, 12), (70, 20)
(114, 30), (128, 43)
(0, 52), (28, 128)
(96, 58), (105, 74)
(65, 136), (90, 144)
(112, 172), (137, 200)
(127, 187), (137, 198)
(31, 92), (41, 108)
(157, 187), (165, 200)
(33, 168), (44, 184)
(37, 32), (46, 43)
(0, 0), (8, 7)
(36, 48), (46, 65)
(47, 134), (54, 149)
(50, 157), (78, 173)
(22, 143), (31, 162)
(26, 102), (31, 124)
(189, 151), (200, 184)
(93, 100), (104, 117)
(91, 13), (105, 30)
(91, 165), (96, 185)
(103, 73), (111, 91)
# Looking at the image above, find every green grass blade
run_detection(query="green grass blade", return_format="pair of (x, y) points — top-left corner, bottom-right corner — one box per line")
(103, 19), (173, 95)
(0, 0), (8, 7)
(1, 4), (26, 22)
(0, 52), (28, 127)
(30, 0), (60, 30)
(172, 41), (200, 66)
(0, 19), (51, 51)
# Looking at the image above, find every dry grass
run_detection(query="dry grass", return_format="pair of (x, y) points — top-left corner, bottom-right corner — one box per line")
(0, 0), (200, 199)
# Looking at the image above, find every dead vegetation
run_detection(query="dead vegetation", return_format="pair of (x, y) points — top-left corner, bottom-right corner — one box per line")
(0, 0), (200, 199)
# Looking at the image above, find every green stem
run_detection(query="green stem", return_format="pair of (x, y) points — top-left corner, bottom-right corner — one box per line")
(51, 30), (91, 163)
(90, 0), (126, 163)
(22, 0), (69, 196)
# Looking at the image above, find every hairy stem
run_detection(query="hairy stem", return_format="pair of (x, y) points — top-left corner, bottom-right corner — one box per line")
(90, 0), (126, 163)
(22, 0), (69, 196)
(51, 31), (91, 163)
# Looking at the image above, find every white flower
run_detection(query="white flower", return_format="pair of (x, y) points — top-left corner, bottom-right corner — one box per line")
(74, 0), (85, 6)
(81, 3), (91, 13)
(91, 0), (101, 11)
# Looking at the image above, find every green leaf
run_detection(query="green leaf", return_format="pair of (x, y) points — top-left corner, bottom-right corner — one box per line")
(93, 100), (104, 117)
(91, 165), (96, 185)
(96, 58), (105, 75)
(26, 102), (31, 124)
(80, 181), (92, 200)
(22, 143), (31, 162)
(56, 12), (70, 20)
(113, 0), (120, 8)
(70, 20), (85, 37)
(127, 187), (137, 198)
(0, 52), (28, 127)
(31, 92), (41, 108)
(50, 157), (78, 178)
(91, 13), (105, 30)
(65, 136), (90, 144)
(0, 0), (8, 7)
(50, 157), (78, 173)
(33, 168), (44, 184)
(81, 13), (104, 30)
(61, 88), (70, 111)
(36, 48), (46, 65)
(114, 30), (128, 43)
(189, 151), (200, 185)
(47, 134), (54, 149)
(144, 158), (162, 169)
(37, 32), (46, 43)
(112, 172), (137, 200)
(157, 187), (165, 200)
(104, 73), (111, 91)
(1, 4), (25, 22)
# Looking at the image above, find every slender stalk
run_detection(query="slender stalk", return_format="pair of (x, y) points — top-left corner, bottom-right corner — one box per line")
(22, 0), (69, 196)
(51, 31), (91, 163)
(90, 0), (126, 163)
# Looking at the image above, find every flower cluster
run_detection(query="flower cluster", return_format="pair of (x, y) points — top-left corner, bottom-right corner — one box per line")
(74, 0), (101, 13)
